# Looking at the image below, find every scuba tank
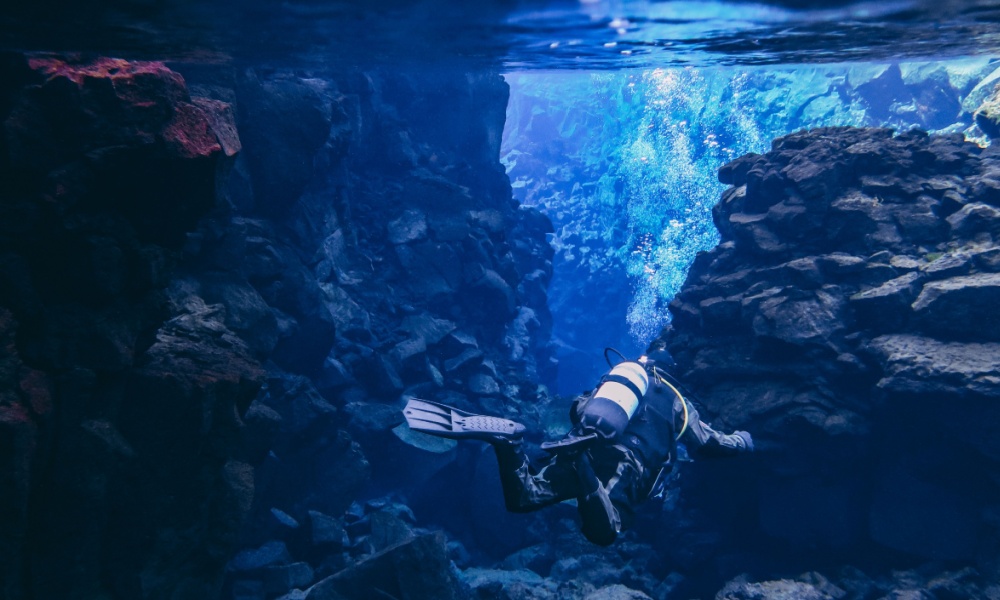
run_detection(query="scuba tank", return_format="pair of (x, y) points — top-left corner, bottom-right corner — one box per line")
(578, 360), (649, 440)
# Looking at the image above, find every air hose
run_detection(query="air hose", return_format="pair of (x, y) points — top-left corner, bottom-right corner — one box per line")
(653, 366), (690, 440)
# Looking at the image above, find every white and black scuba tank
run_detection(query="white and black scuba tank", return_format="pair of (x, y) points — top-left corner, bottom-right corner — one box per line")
(578, 360), (650, 440)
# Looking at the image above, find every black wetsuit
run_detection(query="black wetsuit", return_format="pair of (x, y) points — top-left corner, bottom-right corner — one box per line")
(493, 375), (748, 546)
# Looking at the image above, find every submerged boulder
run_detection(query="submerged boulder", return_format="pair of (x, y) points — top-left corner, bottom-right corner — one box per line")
(305, 533), (470, 600)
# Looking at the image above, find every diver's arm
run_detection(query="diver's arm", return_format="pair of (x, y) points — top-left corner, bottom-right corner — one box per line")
(676, 398), (753, 457)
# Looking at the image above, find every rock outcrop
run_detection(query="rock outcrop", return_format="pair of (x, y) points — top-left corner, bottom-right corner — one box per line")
(657, 126), (1000, 576)
(159, 65), (556, 598)
(0, 55), (263, 599)
(0, 53), (556, 600)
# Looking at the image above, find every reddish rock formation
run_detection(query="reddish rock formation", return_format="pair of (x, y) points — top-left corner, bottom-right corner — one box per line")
(0, 55), (261, 600)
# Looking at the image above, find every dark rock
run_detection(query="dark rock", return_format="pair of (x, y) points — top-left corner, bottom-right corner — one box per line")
(316, 356), (354, 396)
(305, 533), (470, 600)
(263, 562), (315, 595)
(718, 153), (763, 186)
(390, 337), (428, 374)
(466, 266), (517, 319)
(232, 580), (267, 600)
(201, 274), (279, 356)
(499, 544), (556, 575)
(308, 511), (349, 549)
(584, 585), (653, 600)
(228, 541), (293, 573)
(870, 467), (979, 560)
(270, 507), (301, 529)
(242, 401), (282, 464)
(974, 85), (1000, 139)
(751, 288), (846, 348)
(396, 241), (463, 299)
(947, 202), (1000, 239)
(716, 575), (845, 600)
(263, 373), (337, 433)
(369, 510), (415, 553)
(920, 252), (973, 278)
(866, 334), (1000, 398)
(344, 401), (402, 433)
(0, 310), (42, 598)
(444, 348), (485, 373)
(849, 271), (922, 331)
(235, 71), (337, 217)
(911, 273), (1000, 340)
(320, 283), (371, 342)
(463, 567), (548, 599)
(401, 314), (457, 346)
(974, 246), (1000, 271)
(665, 127), (1000, 579)
(387, 209), (428, 244)
(468, 373), (500, 396)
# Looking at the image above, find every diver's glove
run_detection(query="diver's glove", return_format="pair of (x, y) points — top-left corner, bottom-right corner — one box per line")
(733, 430), (754, 452)
(540, 425), (600, 454)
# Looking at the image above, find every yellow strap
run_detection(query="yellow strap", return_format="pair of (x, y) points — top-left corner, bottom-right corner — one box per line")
(654, 367), (689, 441)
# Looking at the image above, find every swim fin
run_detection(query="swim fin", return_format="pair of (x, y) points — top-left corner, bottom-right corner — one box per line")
(402, 398), (525, 442)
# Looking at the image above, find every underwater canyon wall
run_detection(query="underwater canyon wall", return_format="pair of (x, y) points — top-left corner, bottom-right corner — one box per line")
(0, 53), (554, 600)
(657, 124), (1000, 576)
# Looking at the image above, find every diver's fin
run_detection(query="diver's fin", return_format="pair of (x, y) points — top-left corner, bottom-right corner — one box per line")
(540, 430), (599, 453)
(402, 398), (525, 442)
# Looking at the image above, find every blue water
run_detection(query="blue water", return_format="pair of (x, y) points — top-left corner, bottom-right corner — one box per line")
(5, 0), (1000, 70)
(500, 57), (997, 391)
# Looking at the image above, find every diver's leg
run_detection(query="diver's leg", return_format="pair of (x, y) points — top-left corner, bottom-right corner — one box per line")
(493, 441), (580, 513)
(574, 451), (620, 546)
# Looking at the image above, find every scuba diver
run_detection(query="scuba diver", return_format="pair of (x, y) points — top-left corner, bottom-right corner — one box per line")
(402, 350), (753, 546)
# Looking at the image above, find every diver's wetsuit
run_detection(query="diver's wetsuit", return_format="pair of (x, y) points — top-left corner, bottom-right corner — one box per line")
(492, 376), (749, 546)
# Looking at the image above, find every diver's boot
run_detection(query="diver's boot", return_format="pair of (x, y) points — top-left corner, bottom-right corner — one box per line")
(402, 398), (525, 443)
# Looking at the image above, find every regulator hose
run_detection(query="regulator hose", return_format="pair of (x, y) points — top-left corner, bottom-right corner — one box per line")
(652, 366), (689, 440)
(603, 347), (627, 367)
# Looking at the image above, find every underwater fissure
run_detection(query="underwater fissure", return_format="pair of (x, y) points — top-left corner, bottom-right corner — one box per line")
(3, 6), (1000, 599)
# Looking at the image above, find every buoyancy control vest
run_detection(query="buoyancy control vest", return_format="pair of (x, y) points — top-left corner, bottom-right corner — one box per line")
(619, 378), (677, 467)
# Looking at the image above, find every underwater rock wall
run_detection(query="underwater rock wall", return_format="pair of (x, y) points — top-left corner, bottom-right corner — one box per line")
(194, 65), (556, 597)
(0, 55), (262, 599)
(0, 54), (555, 600)
(658, 125), (1000, 575)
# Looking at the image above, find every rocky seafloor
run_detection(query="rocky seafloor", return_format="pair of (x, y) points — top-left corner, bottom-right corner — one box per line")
(2, 52), (1000, 600)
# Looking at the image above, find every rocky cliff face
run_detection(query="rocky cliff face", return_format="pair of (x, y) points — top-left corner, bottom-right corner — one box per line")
(658, 125), (1000, 584)
(0, 55), (554, 600)
(0, 55), (263, 600)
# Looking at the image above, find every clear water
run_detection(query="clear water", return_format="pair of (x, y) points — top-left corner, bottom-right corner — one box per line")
(5, 0), (1000, 70)
(501, 56), (997, 390)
